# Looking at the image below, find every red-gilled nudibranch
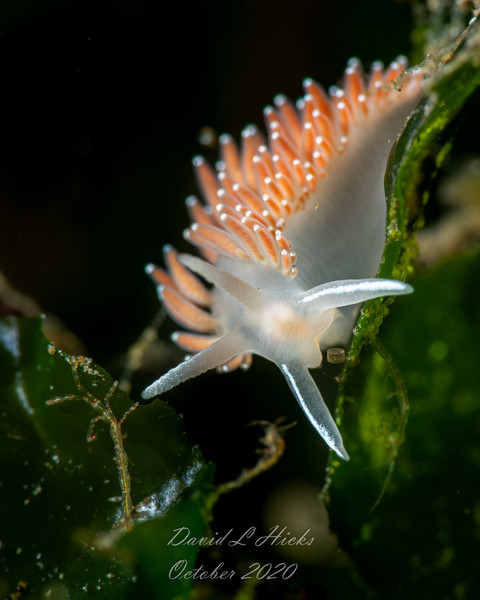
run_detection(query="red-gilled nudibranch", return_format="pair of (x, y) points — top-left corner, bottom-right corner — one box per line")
(142, 58), (423, 460)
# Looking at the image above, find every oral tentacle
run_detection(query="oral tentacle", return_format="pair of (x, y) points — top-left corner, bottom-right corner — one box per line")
(298, 278), (413, 311)
(142, 326), (248, 399)
(278, 361), (350, 461)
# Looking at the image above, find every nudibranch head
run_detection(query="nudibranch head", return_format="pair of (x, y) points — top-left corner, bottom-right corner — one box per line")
(142, 57), (422, 461)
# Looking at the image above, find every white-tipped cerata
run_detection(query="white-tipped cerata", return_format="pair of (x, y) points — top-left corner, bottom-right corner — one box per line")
(143, 57), (423, 460)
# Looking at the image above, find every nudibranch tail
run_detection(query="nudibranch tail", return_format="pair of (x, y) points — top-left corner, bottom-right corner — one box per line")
(279, 362), (349, 460)
(143, 56), (423, 460)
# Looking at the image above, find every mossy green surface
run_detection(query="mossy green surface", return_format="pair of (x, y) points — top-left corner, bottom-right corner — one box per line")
(0, 316), (214, 599)
(327, 249), (480, 598)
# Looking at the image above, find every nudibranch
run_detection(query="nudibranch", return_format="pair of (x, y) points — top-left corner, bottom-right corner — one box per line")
(142, 57), (422, 461)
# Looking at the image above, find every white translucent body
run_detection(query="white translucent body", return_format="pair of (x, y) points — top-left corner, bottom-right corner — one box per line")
(142, 72), (421, 461)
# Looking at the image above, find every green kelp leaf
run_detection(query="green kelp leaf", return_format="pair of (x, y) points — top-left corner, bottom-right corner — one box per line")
(327, 248), (480, 599)
(349, 38), (480, 360)
(0, 316), (214, 600)
(322, 15), (480, 599)
(117, 463), (215, 600)
(327, 18), (480, 478)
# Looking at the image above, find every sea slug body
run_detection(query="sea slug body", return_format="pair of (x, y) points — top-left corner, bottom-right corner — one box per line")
(142, 57), (423, 460)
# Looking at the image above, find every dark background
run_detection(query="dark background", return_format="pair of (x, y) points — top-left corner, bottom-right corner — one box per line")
(0, 0), (414, 362)
(0, 0), (417, 533)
